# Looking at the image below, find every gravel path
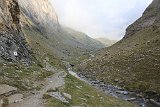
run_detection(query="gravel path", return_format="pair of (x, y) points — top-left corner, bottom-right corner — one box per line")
(8, 71), (66, 107)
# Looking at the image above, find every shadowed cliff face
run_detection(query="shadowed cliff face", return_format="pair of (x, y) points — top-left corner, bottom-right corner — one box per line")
(0, 0), (30, 63)
(124, 0), (160, 38)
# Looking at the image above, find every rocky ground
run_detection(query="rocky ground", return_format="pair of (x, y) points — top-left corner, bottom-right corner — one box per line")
(7, 72), (66, 107)
(0, 61), (66, 107)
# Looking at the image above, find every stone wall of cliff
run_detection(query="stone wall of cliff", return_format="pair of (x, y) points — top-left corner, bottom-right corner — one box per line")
(0, 0), (30, 63)
(17, 0), (59, 35)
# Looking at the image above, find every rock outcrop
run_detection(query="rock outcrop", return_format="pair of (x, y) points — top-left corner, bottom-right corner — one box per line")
(17, 0), (59, 35)
(0, 0), (30, 63)
(124, 0), (160, 38)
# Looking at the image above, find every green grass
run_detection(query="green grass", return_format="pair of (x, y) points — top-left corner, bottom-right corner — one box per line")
(45, 74), (137, 107)
(23, 29), (69, 72)
(77, 27), (160, 94)
(23, 28), (89, 68)
(0, 62), (53, 91)
(46, 97), (69, 107)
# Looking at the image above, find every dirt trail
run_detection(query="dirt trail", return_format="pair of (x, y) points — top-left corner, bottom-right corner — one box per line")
(8, 71), (66, 107)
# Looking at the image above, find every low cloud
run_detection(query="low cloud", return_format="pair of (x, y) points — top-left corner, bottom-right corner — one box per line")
(51, 0), (152, 40)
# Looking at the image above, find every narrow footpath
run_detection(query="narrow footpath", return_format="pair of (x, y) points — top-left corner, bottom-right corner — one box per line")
(8, 71), (66, 107)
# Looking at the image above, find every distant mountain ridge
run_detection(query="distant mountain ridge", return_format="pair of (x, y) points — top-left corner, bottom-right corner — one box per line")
(64, 28), (105, 49)
(96, 38), (117, 47)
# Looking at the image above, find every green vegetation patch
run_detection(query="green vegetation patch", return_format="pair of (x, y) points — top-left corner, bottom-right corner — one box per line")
(45, 74), (137, 107)
(0, 62), (53, 91)
(77, 28), (160, 94)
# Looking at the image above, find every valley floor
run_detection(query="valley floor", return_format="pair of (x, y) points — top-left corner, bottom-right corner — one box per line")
(0, 63), (137, 107)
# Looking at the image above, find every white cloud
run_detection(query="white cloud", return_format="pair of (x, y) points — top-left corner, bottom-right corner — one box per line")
(51, 0), (152, 40)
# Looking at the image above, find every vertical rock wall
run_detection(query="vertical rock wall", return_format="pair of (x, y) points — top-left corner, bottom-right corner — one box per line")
(18, 0), (59, 35)
(0, 0), (30, 63)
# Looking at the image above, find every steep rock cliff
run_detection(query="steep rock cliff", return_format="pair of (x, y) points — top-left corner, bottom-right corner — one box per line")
(0, 0), (30, 63)
(18, 0), (59, 35)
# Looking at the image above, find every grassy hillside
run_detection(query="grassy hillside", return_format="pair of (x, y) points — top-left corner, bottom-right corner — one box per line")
(0, 61), (53, 91)
(64, 28), (104, 49)
(77, 27), (160, 99)
(19, 2), (104, 65)
(77, 1), (160, 101)
(23, 27), (91, 65)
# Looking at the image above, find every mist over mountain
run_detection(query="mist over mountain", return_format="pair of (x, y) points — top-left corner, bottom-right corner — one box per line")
(17, 0), (105, 62)
(96, 38), (117, 47)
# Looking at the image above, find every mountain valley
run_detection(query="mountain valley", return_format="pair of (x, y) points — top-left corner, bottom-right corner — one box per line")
(77, 0), (160, 105)
(0, 0), (160, 107)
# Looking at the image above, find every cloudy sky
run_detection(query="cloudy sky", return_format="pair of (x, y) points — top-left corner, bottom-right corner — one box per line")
(50, 0), (152, 40)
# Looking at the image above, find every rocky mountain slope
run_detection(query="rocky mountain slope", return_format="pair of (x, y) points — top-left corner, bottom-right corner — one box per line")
(125, 0), (160, 38)
(18, 0), (59, 35)
(96, 38), (117, 47)
(16, 0), (104, 64)
(0, 0), (30, 63)
(77, 0), (160, 101)
(64, 28), (105, 49)
(0, 0), (105, 105)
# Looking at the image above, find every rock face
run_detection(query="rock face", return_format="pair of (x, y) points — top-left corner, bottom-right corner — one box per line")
(17, 0), (59, 35)
(0, 0), (30, 62)
(124, 0), (160, 38)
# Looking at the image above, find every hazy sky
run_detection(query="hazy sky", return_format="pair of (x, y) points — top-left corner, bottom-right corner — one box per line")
(50, 0), (152, 40)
